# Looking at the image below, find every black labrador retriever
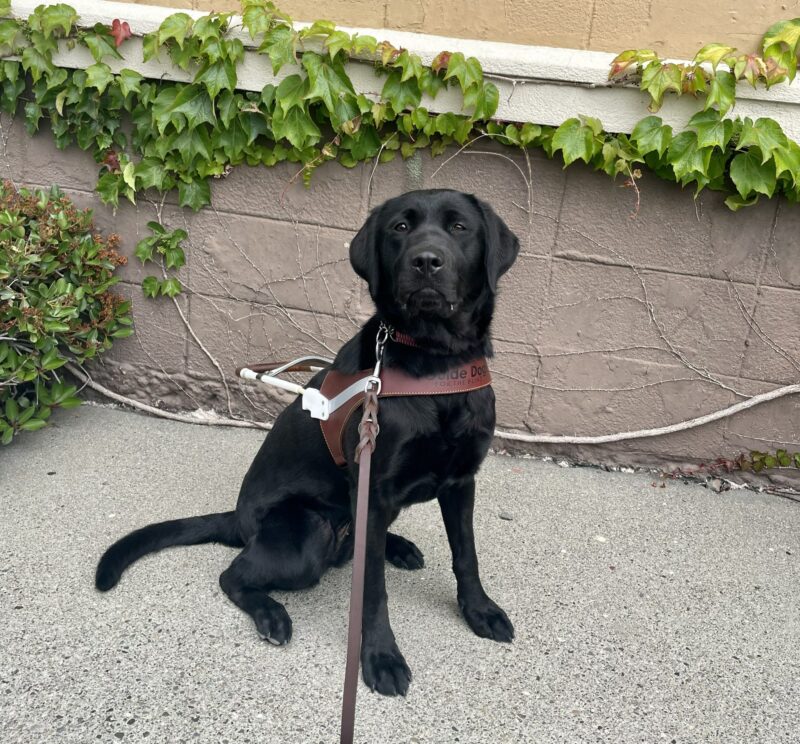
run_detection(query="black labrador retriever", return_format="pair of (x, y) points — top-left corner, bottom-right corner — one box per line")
(96, 188), (520, 696)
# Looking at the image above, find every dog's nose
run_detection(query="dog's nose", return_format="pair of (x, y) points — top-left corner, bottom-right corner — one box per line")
(411, 251), (444, 276)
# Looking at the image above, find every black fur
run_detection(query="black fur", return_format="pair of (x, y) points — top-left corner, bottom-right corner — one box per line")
(95, 189), (520, 696)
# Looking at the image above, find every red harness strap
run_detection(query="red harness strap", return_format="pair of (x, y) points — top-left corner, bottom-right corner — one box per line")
(318, 358), (492, 466)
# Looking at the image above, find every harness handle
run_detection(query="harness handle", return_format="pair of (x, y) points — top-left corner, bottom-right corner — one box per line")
(235, 355), (333, 377)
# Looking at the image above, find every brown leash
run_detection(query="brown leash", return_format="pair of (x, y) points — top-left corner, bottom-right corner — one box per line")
(340, 386), (380, 744)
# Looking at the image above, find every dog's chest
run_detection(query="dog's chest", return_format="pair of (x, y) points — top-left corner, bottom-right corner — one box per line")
(378, 390), (495, 505)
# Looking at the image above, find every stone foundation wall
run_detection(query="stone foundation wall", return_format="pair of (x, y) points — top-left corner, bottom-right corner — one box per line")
(3, 115), (799, 477)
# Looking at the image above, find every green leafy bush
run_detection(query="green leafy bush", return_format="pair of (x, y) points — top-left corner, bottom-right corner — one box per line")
(0, 181), (132, 443)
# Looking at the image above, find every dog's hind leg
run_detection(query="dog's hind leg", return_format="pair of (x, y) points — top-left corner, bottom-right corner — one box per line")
(219, 502), (339, 645)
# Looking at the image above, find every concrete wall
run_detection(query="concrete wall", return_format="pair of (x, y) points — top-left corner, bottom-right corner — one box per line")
(121, 0), (800, 58)
(3, 117), (799, 474)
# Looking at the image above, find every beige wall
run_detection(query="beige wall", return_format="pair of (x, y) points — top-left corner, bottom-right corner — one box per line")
(121, 0), (800, 57)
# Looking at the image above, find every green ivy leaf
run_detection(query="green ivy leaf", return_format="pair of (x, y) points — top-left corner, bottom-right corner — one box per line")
(463, 82), (499, 121)
(21, 46), (55, 84)
(762, 18), (800, 55)
(173, 125), (213, 167)
(96, 171), (121, 206)
(217, 89), (240, 127)
(177, 178), (211, 211)
(214, 118), (249, 160)
(85, 63), (114, 94)
(519, 123), (542, 146)
(737, 117), (788, 160)
(343, 126), (381, 160)
(688, 110), (733, 149)
(640, 62), (682, 111)
(693, 43), (737, 69)
(259, 25), (297, 75)
(122, 161), (136, 190)
(552, 118), (600, 166)
(0, 0), (10, 16)
(704, 70), (736, 115)
(325, 30), (353, 59)
(275, 74), (307, 112)
(352, 34), (377, 56)
(242, 3), (271, 39)
(83, 24), (123, 63)
(271, 104), (321, 148)
(299, 19), (336, 40)
(381, 69), (421, 112)
(724, 193), (760, 211)
(443, 52), (483, 91)
(168, 84), (217, 129)
(158, 13), (194, 49)
(118, 68), (143, 97)
(730, 148), (777, 198)
(631, 115), (672, 156)
(134, 237), (155, 263)
(142, 276), (160, 298)
(394, 50), (424, 83)
(161, 278), (182, 297)
(666, 131), (712, 183)
(0, 19), (26, 56)
(773, 142), (800, 186)
(142, 32), (160, 63)
(164, 245), (186, 270)
(196, 58), (237, 99)
(302, 53), (355, 115)
(192, 14), (228, 44)
(33, 4), (78, 37)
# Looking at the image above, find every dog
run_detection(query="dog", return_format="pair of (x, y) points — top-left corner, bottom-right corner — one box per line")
(96, 188), (520, 696)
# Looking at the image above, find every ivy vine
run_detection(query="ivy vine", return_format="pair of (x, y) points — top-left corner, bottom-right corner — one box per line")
(0, 0), (798, 231)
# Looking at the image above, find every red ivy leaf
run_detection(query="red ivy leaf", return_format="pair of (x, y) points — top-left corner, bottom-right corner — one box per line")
(432, 51), (451, 74)
(111, 19), (132, 48)
(102, 150), (120, 172)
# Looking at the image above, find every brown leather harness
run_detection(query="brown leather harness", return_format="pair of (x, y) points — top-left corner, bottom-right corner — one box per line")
(319, 358), (492, 466)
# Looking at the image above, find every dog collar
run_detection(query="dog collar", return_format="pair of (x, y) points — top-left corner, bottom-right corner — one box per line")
(318, 359), (492, 467)
(390, 329), (421, 348)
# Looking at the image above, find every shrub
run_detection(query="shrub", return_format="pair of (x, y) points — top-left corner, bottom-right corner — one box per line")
(0, 181), (132, 444)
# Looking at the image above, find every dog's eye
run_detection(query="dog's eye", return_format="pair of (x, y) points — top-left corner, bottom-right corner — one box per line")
(394, 222), (408, 232)
(450, 223), (466, 232)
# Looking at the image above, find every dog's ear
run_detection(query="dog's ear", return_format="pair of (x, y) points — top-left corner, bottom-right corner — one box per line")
(476, 198), (520, 292)
(349, 208), (381, 296)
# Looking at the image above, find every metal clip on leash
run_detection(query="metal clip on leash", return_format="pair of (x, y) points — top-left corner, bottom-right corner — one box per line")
(340, 323), (390, 744)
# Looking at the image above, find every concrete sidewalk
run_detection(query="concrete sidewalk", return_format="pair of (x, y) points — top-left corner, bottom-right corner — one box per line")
(1, 405), (799, 744)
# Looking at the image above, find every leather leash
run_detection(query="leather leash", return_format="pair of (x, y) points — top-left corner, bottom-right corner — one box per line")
(340, 385), (380, 744)
(340, 326), (387, 744)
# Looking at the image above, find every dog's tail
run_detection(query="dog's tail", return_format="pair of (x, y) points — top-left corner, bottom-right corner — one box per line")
(95, 511), (243, 592)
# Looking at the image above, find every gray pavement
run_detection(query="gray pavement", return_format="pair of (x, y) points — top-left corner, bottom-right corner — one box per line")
(1, 405), (799, 744)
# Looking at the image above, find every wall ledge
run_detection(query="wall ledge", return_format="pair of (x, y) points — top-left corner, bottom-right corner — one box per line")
(8, 0), (800, 139)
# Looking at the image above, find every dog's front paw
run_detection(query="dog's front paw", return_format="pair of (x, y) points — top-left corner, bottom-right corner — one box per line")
(253, 604), (293, 646)
(361, 642), (412, 696)
(385, 532), (425, 570)
(459, 597), (514, 642)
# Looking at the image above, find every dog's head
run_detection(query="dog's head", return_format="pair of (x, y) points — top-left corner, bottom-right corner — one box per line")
(349, 189), (519, 344)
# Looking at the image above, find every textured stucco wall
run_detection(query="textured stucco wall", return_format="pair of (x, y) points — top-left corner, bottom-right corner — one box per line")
(3, 116), (800, 475)
(120, 0), (800, 58)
